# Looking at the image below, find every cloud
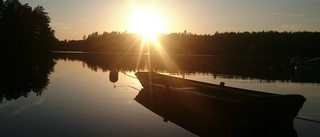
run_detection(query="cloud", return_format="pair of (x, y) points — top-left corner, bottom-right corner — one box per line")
(280, 23), (304, 31)
(51, 22), (71, 30)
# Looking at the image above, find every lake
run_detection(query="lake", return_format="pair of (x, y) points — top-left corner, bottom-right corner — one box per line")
(0, 53), (319, 137)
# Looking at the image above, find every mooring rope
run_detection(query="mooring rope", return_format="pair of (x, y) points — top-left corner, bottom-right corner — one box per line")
(122, 71), (138, 79)
(114, 85), (140, 91)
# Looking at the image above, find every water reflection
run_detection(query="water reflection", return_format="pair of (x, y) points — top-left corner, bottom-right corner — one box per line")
(135, 86), (298, 137)
(54, 52), (320, 83)
(2, 52), (317, 104)
(0, 55), (55, 103)
(109, 69), (119, 88)
(1, 53), (318, 136)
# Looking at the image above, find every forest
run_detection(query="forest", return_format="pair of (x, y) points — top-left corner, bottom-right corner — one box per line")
(55, 31), (320, 57)
(1, 0), (319, 58)
(0, 0), (57, 56)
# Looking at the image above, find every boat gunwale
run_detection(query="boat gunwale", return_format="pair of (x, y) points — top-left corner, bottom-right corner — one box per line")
(135, 72), (281, 97)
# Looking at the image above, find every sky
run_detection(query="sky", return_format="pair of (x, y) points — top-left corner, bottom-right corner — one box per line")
(19, 0), (320, 40)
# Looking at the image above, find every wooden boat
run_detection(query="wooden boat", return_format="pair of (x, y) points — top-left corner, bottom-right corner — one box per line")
(135, 72), (306, 125)
(135, 87), (299, 137)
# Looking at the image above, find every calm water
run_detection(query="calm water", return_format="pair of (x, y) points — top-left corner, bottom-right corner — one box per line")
(1, 54), (320, 137)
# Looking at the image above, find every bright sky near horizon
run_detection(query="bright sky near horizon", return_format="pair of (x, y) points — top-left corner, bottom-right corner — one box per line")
(20, 0), (320, 40)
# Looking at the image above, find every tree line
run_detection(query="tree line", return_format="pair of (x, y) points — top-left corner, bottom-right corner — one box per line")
(54, 31), (320, 57)
(0, 0), (57, 55)
(1, 0), (319, 58)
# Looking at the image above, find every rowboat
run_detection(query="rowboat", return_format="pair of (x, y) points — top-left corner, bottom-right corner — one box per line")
(135, 86), (300, 137)
(135, 72), (306, 127)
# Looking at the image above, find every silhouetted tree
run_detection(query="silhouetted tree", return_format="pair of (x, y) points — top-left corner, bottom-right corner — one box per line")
(0, 0), (57, 55)
(0, 0), (57, 102)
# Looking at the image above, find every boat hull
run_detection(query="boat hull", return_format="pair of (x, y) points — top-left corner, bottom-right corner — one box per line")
(135, 72), (306, 124)
(135, 85), (300, 137)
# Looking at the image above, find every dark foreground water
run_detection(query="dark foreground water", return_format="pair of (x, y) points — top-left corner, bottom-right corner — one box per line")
(1, 54), (320, 137)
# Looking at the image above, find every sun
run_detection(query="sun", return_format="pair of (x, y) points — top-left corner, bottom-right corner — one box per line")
(128, 8), (167, 40)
